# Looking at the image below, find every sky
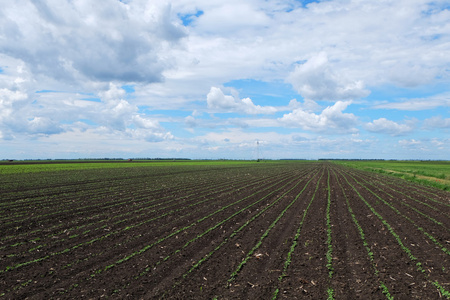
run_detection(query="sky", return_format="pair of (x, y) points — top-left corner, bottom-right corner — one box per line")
(0, 0), (449, 160)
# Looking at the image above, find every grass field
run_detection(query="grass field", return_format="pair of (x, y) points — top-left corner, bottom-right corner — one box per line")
(334, 160), (450, 191)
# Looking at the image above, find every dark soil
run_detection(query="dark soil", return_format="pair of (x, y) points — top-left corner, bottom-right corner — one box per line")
(0, 162), (448, 299)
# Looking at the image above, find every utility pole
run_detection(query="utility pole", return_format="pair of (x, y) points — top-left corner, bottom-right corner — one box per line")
(256, 140), (260, 162)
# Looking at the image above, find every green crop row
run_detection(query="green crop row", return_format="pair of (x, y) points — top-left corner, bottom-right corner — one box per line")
(272, 169), (324, 299)
(0, 169), (246, 245)
(62, 169), (305, 295)
(332, 169), (393, 299)
(325, 168), (334, 299)
(156, 170), (317, 298)
(107, 168), (314, 296)
(346, 171), (450, 256)
(348, 168), (450, 209)
(339, 169), (450, 298)
(2, 163), (269, 247)
(2, 163), (310, 298)
(228, 170), (321, 284)
(1, 168), (280, 276)
(138, 171), (308, 281)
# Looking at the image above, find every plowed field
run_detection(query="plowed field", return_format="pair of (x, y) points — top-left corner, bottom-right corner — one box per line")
(1, 161), (449, 299)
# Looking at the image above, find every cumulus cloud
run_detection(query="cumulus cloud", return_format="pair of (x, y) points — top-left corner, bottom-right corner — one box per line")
(95, 84), (172, 141)
(2, 0), (450, 159)
(138, 0), (450, 109)
(398, 139), (425, 152)
(132, 115), (161, 130)
(278, 100), (358, 133)
(99, 101), (137, 131)
(0, 0), (185, 84)
(365, 118), (415, 136)
(0, 88), (64, 137)
(430, 138), (449, 150)
(184, 115), (197, 128)
(27, 117), (63, 135)
(0, 88), (28, 121)
(286, 52), (370, 101)
(126, 127), (174, 143)
(130, 114), (173, 142)
(206, 87), (277, 114)
(0, 1), (187, 142)
(423, 116), (450, 129)
(397, 138), (449, 155)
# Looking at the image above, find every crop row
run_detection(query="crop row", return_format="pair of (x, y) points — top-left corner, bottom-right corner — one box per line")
(61, 167), (313, 296)
(1, 163), (314, 298)
(343, 169), (450, 256)
(1, 162), (448, 299)
(0, 168), (273, 253)
(272, 168), (324, 299)
(337, 168), (449, 298)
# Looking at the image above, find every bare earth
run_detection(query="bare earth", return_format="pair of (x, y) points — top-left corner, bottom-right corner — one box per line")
(0, 162), (449, 299)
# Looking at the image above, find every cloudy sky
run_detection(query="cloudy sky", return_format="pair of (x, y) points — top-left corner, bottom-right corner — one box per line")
(1, 0), (449, 160)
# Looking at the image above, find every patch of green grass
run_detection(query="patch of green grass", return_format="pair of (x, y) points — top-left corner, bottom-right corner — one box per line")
(333, 160), (450, 191)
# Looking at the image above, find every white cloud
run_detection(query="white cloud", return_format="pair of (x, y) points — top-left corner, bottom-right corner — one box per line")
(423, 116), (450, 129)
(0, 1), (186, 142)
(0, 88), (28, 120)
(188, 2), (271, 35)
(206, 87), (277, 114)
(0, 88), (53, 137)
(374, 93), (450, 111)
(95, 84), (172, 141)
(372, 93), (450, 111)
(279, 100), (358, 133)
(1, 0), (450, 159)
(167, 0), (450, 100)
(27, 117), (63, 135)
(399, 139), (421, 146)
(287, 52), (370, 101)
(132, 115), (161, 130)
(365, 118), (415, 136)
(430, 138), (448, 150)
(0, 81), (173, 141)
(126, 127), (174, 143)
(98, 83), (127, 102)
(99, 101), (137, 131)
(184, 115), (197, 128)
(0, 0), (185, 84)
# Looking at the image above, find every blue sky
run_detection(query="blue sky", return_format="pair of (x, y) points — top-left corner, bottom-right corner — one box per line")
(0, 0), (449, 160)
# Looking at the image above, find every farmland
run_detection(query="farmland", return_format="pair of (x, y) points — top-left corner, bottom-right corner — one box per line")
(0, 161), (449, 299)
